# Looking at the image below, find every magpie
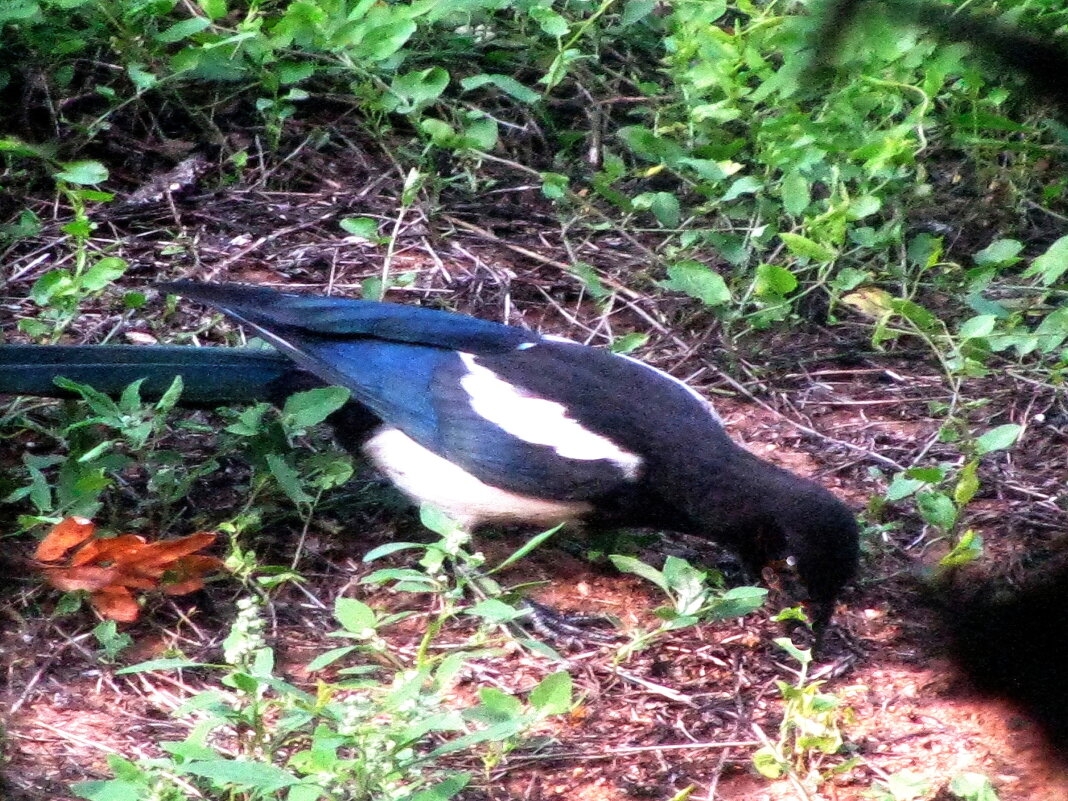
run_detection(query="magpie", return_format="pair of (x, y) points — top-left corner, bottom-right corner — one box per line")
(0, 281), (859, 630)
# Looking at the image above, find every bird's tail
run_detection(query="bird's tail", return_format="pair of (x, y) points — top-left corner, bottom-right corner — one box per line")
(0, 345), (303, 408)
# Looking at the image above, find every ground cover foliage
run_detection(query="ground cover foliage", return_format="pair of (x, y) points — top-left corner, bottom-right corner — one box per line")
(1, 0), (1067, 798)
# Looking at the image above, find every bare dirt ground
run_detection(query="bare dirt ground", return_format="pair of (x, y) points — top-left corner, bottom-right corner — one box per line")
(2, 128), (1067, 800)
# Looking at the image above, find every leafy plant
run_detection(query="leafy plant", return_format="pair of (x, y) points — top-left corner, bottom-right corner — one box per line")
(72, 591), (573, 801)
(752, 638), (853, 782)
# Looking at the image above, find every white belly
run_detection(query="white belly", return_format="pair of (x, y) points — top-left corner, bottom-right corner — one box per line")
(363, 427), (592, 530)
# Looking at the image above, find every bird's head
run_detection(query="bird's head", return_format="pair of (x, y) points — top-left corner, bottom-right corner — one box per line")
(780, 491), (860, 632)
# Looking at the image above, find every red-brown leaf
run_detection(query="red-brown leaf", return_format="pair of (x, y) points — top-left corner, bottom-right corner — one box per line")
(35, 517), (96, 562)
(91, 586), (140, 622)
(43, 565), (118, 592)
(69, 534), (148, 567)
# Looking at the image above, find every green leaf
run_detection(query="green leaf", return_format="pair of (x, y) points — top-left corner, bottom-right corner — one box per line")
(363, 541), (424, 562)
(529, 671), (572, 716)
(953, 461), (980, 506)
(958, 314), (996, 340)
(419, 504), (462, 537)
(55, 160), (108, 185)
(339, 216), (376, 240)
(721, 176), (762, 201)
(334, 597), (376, 634)
(305, 645), (358, 672)
(460, 74), (540, 104)
(156, 16), (211, 43)
(890, 299), (937, 332)
(779, 232), (836, 262)
(754, 263), (797, 296)
(177, 759), (299, 790)
(611, 332), (648, 353)
(540, 172), (570, 199)
(940, 530), (984, 568)
(199, 0), (226, 19)
(886, 474), (925, 501)
(659, 261), (731, 306)
(635, 192), (680, 227)
(917, 491), (957, 531)
(489, 524), (563, 573)
(949, 772), (999, 801)
(404, 773), (470, 801)
(975, 423), (1022, 455)
(464, 598), (524, 623)
(266, 453), (314, 506)
(610, 554), (668, 593)
(388, 66), (449, 114)
(751, 745), (785, 778)
(617, 126), (684, 165)
(846, 195), (882, 220)
(80, 257), (126, 291)
(974, 238), (1023, 267)
(529, 5), (569, 36)
(620, 0), (655, 26)
(773, 636), (811, 667)
(780, 170), (810, 216)
(283, 386), (350, 429)
(72, 779), (144, 801)
(1025, 235), (1068, 286)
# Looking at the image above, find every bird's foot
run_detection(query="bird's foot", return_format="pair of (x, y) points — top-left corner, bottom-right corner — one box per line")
(519, 598), (621, 649)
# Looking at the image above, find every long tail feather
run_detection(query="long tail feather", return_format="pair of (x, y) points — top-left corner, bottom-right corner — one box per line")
(0, 345), (303, 407)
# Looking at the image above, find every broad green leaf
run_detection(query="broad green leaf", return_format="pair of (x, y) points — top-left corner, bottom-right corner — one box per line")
(917, 491), (957, 531)
(975, 423), (1022, 455)
(177, 759), (299, 790)
(953, 461), (980, 506)
(974, 238), (1023, 267)
(949, 772), (1000, 801)
(529, 671), (572, 716)
(266, 453), (314, 506)
(283, 386), (350, 429)
(620, 0), (656, 26)
(529, 5), (569, 36)
(460, 73), (540, 104)
(464, 598), (524, 623)
(886, 474), (925, 501)
(780, 170), (810, 216)
(56, 160), (108, 185)
(751, 746), (785, 778)
(80, 257), (126, 291)
(609, 554), (667, 593)
(940, 530), (983, 568)
(659, 261), (731, 306)
(617, 126), (685, 165)
(958, 315), (996, 340)
(754, 263), (797, 296)
(340, 216), (379, 240)
(156, 16), (211, 43)
(1026, 235), (1068, 285)
(71, 779), (144, 801)
(779, 232), (836, 262)
(334, 597), (376, 634)
(404, 773), (471, 801)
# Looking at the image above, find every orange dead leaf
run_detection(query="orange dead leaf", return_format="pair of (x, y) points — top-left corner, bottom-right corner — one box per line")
(43, 565), (118, 593)
(161, 554), (225, 596)
(90, 586), (140, 623)
(35, 517), (96, 562)
(35, 519), (224, 623)
(113, 532), (217, 568)
(69, 534), (147, 567)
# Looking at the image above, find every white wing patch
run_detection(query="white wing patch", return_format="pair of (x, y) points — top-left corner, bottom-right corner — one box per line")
(458, 352), (642, 479)
(364, 428), (592, 529)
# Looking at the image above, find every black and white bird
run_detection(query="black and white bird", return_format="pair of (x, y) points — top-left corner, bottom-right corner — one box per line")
(0, 281), (860, 630)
